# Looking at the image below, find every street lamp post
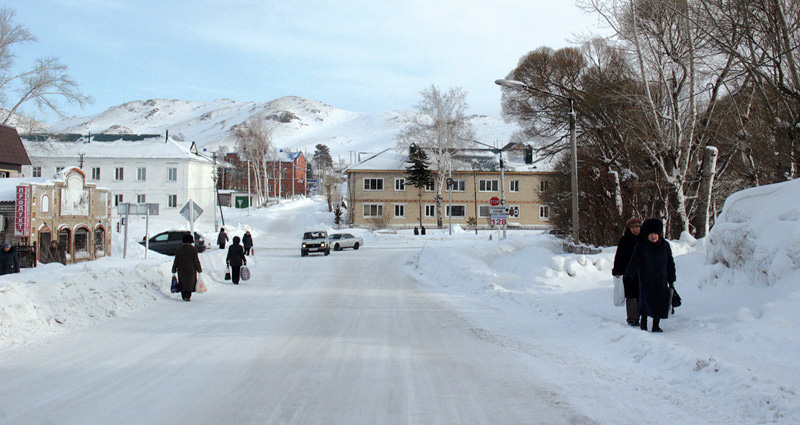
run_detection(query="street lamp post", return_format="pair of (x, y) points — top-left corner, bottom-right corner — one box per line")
(495, 78), (579, 245)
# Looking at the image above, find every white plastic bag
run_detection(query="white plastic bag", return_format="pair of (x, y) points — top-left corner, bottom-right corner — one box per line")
(196, 273), (207, 293)
(613, 276), (625, 307)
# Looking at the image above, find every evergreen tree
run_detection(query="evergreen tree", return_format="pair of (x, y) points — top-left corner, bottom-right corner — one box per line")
(405, 144), (433, 228)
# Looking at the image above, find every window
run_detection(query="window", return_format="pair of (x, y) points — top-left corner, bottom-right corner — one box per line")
(74, 227), (90, 260)
(114, 194), (123, 206)
(540, 205), (550, 219)
(540, 180), (549, 192)
(168, 167), (178, 181)
(115, 167), (124, 181)
(364, 178), (384, 191)
(137, 167), (146, 181)
(41, 194), (50, 213)
(508, 205), (520, 218)
(95, 227), (106, 256)
(425, 204), (436, 218)
(55, 166), (65, 173)
(168, 195), (177, 208)
(394, 178), (406, 191)
(479, 205), (490, 218)
(450, 179), (465, 192)
(32, 166), (41, 177)
(91, 167), (101, 180)
(510, 180), (520, 192)
(425, 180), (435, 192)
(446, 205), (466, 218)
(137, 194), (146, 203)
(394, 204), (405, 217)
(479, 179), (499, 192)
(363, 203), (384, 217)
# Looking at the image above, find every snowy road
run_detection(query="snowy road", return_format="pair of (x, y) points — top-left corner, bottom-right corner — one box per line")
(0, 232), (591, 423)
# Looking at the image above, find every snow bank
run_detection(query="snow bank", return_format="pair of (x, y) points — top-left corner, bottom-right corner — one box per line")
(705, 179), (800, 286)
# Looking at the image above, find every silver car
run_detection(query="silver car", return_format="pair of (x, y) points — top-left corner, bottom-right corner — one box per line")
(329, 233), (363, 251)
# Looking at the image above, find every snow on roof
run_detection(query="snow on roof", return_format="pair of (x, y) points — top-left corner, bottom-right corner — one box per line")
(344, 148), (555, 173)
(0, 177), (52, 201)
(21, 136), (212, 162)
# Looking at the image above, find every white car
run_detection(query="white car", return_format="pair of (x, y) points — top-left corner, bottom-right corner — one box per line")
(329, 233), (363, 251)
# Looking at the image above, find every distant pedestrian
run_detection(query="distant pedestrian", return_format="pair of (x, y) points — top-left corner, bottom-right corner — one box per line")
(45, 240), (67, 265)
(226, 236), (247, 284)
(420, 225), (426, 235)
(242, 231), (253, 255)
(217, 228), (229, 250)
(172, 234), (203, 301)
(624, 218), (676, 333)
(612, 217), (642, 326)
(0, 242), (20, 275)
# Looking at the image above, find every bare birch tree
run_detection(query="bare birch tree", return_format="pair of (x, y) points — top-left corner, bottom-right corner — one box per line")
(0, 8), (91, 124)
(233, 118), (275, 207)
(399, 85), (475, 228)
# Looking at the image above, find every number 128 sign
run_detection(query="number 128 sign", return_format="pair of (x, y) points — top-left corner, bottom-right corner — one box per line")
(491, 215), (507, 227)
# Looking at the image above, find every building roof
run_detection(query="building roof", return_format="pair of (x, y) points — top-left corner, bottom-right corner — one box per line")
(21, 135), (213, 163)
(0, 125), (31, 166)
(344, 147), (555, 173)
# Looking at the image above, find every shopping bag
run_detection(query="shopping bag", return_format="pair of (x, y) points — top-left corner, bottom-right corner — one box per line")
(196, 274), (207, 293)
(224, 266), (231, 281)
(170, 274), (180, 293)
(240, 265), (251, 281)
(613, 276), (625, 307)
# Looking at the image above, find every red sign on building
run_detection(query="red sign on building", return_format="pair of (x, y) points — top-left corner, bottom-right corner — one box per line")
(14, 185), (31, 237)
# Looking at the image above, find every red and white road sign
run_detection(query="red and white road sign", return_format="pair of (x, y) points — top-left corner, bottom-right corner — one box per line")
(490, 197), (501, 206)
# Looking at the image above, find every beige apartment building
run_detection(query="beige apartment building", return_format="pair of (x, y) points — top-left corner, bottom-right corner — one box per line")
(344, 148), (556, 230)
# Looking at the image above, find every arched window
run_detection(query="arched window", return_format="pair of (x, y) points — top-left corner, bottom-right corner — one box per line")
(74, 227), (90, 260)
(41, 194), (50, 213)
(94, 227), (106, 257)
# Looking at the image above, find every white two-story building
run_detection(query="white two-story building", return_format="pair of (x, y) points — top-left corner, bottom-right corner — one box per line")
(21, 134), (217, 225)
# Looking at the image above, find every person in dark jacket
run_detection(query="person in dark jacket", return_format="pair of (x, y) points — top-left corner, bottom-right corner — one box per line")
(624, 218), (676, 332)
(613, 217), (642, 326)
(0, 242), (21, 275)
(43, 240), (67, 265)
(226, 236), (247, 284)
(217, 228), (229, 250)
(242, 231), (253, 255)
(172, 234), (203, 301)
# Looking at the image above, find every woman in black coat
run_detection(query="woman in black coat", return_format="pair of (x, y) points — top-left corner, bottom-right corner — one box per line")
(242, 231), (253, 255)
(172, 234), (203, 301)
(624, 218), (676, 332)
(612, 217), (641, 326)
(226, 236), (247, 285)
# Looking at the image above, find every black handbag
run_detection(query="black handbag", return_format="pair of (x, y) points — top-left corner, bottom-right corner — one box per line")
(672, 287), (682, 307)
(224, 266), (231, 281)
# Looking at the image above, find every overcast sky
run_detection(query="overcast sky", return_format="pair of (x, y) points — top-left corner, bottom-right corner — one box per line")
(10, 0), (605, 123)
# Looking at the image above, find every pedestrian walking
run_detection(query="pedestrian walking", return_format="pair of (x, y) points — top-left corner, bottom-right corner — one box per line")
(0, 242), (21, 275)
(624, 218), (676, 332)
(217, 228), (229, 250)
(172, 234), (203, 302)
(612, 217), (642, 326)
(226, 236), (247, 284)
(242, 231), (253, 255)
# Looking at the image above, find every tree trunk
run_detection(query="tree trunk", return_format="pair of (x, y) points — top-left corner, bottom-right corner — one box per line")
(691, 146), (719, 238)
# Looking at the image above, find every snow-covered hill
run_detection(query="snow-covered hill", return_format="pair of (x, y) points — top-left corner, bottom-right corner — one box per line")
(43, 97), (520, 163)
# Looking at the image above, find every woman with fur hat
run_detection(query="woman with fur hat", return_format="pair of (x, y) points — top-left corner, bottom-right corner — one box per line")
(612, 217), (642, 326)
(624, 218), (676, 332)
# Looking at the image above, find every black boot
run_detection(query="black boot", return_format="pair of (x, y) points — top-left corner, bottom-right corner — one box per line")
(652, 318), (662, 332)
(640, 315), (648, 331)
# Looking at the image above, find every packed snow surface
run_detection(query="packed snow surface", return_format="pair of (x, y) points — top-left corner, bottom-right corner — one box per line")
(1, 180), (799, 424)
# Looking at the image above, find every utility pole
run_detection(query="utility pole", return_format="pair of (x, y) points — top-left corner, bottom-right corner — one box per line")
(247, 159), (251, 216)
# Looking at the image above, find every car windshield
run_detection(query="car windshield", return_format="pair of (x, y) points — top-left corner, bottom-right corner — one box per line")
(303, 232), (326, 239)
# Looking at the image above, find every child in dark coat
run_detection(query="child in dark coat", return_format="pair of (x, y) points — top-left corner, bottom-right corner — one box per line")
(624, 218), (676, 332)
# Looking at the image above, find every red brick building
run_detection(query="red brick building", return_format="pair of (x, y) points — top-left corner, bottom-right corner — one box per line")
(221, 151), (307, 198)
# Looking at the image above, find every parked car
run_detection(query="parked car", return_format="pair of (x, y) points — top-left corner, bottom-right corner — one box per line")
(140, 230), (206, 256)
(330, 233), (363, 251)
(301, 230), (330, 256)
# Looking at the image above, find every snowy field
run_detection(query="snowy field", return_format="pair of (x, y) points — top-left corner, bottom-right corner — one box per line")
(1, 180), (799, 424)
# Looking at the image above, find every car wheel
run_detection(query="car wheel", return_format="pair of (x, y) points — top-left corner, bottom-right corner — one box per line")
(301, 250), (307, 257)
(334, 243), (340, 251)
(353, 242), (359, 250)
(324, 248), (330, 256)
